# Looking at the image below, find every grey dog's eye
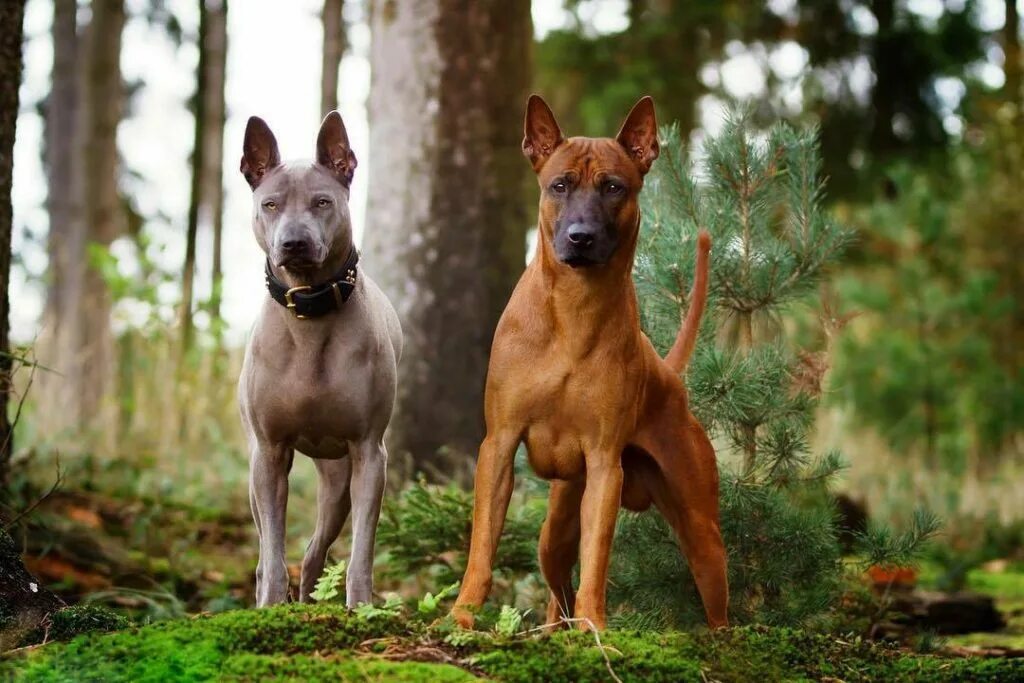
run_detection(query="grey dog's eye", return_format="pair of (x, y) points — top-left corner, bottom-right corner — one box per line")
(263, 200), (277, 210)
(316, 197), (332, 208)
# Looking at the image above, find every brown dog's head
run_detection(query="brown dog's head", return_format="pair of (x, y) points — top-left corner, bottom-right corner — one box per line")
(523, 95), (659, 268)
(240, 112), (357, 282)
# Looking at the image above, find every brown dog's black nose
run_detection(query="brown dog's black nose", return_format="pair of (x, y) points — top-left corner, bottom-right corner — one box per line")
(567, 224), (595, 248)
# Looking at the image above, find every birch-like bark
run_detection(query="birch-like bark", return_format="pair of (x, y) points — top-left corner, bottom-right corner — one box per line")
(365, 0), (532, 478)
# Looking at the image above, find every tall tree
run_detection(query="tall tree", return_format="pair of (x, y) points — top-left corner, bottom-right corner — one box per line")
(181, 0), (229, 349)
(206, 0), (228, 326)
(40, 0), (78, 342)
(320, 0), (345, 116)
(181, 1), (209, 351)
(37, 0), (79, 431)
(39, 0), (126, 431)
(365, 0), (532, 478)
(1006, 0), (1022, 125)
(0, 0), (26, 485)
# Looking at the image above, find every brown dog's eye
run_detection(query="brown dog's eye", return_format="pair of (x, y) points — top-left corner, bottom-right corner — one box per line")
(316, 198), (332, 208)
(551, 181), (568, 194)
(263, 200), (277, 210)
(605, 183), (623, 195)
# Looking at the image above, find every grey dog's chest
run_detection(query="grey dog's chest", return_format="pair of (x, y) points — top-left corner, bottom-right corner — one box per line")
(245, 324), (379, 453)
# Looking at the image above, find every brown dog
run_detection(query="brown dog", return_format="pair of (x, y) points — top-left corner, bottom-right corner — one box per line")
(452, 95), (728, 630)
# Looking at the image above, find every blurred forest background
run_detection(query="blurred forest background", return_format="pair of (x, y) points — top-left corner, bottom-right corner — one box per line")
(0, 0), (1022, 652)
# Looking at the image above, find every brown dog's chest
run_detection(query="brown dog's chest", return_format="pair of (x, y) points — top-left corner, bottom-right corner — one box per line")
(492, 322), (644, 480)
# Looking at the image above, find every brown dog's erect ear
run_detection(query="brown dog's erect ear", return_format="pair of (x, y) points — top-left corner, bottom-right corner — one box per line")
(240, 116), (281, 190)
(616, 96), (660, 174)
(522, 95), (564, 172)
(316, 111), (358, 187)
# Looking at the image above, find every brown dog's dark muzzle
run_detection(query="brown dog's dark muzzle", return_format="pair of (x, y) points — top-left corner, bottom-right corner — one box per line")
(555, 219), (618, 267)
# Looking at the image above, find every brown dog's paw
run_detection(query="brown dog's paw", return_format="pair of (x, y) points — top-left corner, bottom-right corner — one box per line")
(451, 605), (476, 630)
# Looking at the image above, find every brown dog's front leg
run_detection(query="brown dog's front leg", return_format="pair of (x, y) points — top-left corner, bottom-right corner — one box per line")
(573, 461), (624, 631)
(539, 479), (585, 627)
(452, 431), (518, 628)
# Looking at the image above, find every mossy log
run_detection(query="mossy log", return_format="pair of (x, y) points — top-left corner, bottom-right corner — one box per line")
(874, 589), (1006, 639)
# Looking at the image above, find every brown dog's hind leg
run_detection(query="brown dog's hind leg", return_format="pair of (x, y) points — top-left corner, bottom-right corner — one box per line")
(452, 430), (520, 628)
(539, 479), (585, 627)
(636, 419), (730, 628)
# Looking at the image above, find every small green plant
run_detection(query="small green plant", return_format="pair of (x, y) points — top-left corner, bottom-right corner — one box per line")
(417, 581), (461, 615)
(310, 560), (347, 602)
(494, 605), (526, 637)
(442, 628), (479, 648)
(857, 508), (942, 569)
(352, 594), (403, 620)
(377, 475), (543, 590)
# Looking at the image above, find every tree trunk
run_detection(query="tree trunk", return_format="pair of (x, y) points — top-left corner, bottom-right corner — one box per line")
(74, 0), (125, 428)
(320, 0), (346, 116)
(365, 0), (532, 479)
(37, 0), (78, 436)
(737, 311), (757, 475)
(206, 0), (228, 327)
(869, 0), (899, 157)
(0, 0), (25, 486)
(39, 0), (125, 432)
(1006, 0), (1022, 118)
(180, 0), (210, 354)
(182, 0), (229, 348)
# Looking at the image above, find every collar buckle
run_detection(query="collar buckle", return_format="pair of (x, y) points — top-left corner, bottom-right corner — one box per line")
(284, 285), (313, 319)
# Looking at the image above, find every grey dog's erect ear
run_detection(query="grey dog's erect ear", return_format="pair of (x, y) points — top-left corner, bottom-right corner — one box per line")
(240, 116), (281, 190)
(316, 111), (358, 188)
(615, 96), (660, 174)
(522, 94), (564, 173)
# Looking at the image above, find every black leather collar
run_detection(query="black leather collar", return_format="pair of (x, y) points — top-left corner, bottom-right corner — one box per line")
(265, 249), (359, 319)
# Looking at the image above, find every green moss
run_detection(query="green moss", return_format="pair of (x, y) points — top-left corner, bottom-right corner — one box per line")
(466, 627), (1024, 683)
(46, 605), (130, 642)
(3, 606), (1023, 682)
(218, 653), (476, 682)
(3, 605), (405, 682)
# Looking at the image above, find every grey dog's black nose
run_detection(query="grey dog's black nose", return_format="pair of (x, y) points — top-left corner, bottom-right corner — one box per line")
(281, 238), (309, 253)
(567, 224), (595, 247)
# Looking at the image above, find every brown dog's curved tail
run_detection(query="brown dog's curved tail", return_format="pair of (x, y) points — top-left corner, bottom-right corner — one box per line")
(664, 230), (711, 374)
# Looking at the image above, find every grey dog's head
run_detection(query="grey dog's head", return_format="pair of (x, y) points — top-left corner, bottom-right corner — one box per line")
(240, 112), (357, 284)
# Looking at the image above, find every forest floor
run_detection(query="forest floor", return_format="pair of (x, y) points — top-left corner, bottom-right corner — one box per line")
(3, 486), (1024, 681)
(4, 603), (1024, 682)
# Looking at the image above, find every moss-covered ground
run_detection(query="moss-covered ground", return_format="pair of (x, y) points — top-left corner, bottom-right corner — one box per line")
(2, 604), (1022, 682)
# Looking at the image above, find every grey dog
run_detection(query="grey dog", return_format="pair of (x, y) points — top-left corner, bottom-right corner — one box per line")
(237, 112), (402, 607)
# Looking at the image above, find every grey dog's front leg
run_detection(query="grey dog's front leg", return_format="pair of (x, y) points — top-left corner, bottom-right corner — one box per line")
(346, 439), (387, 606)
(250, 442), (293, 606)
